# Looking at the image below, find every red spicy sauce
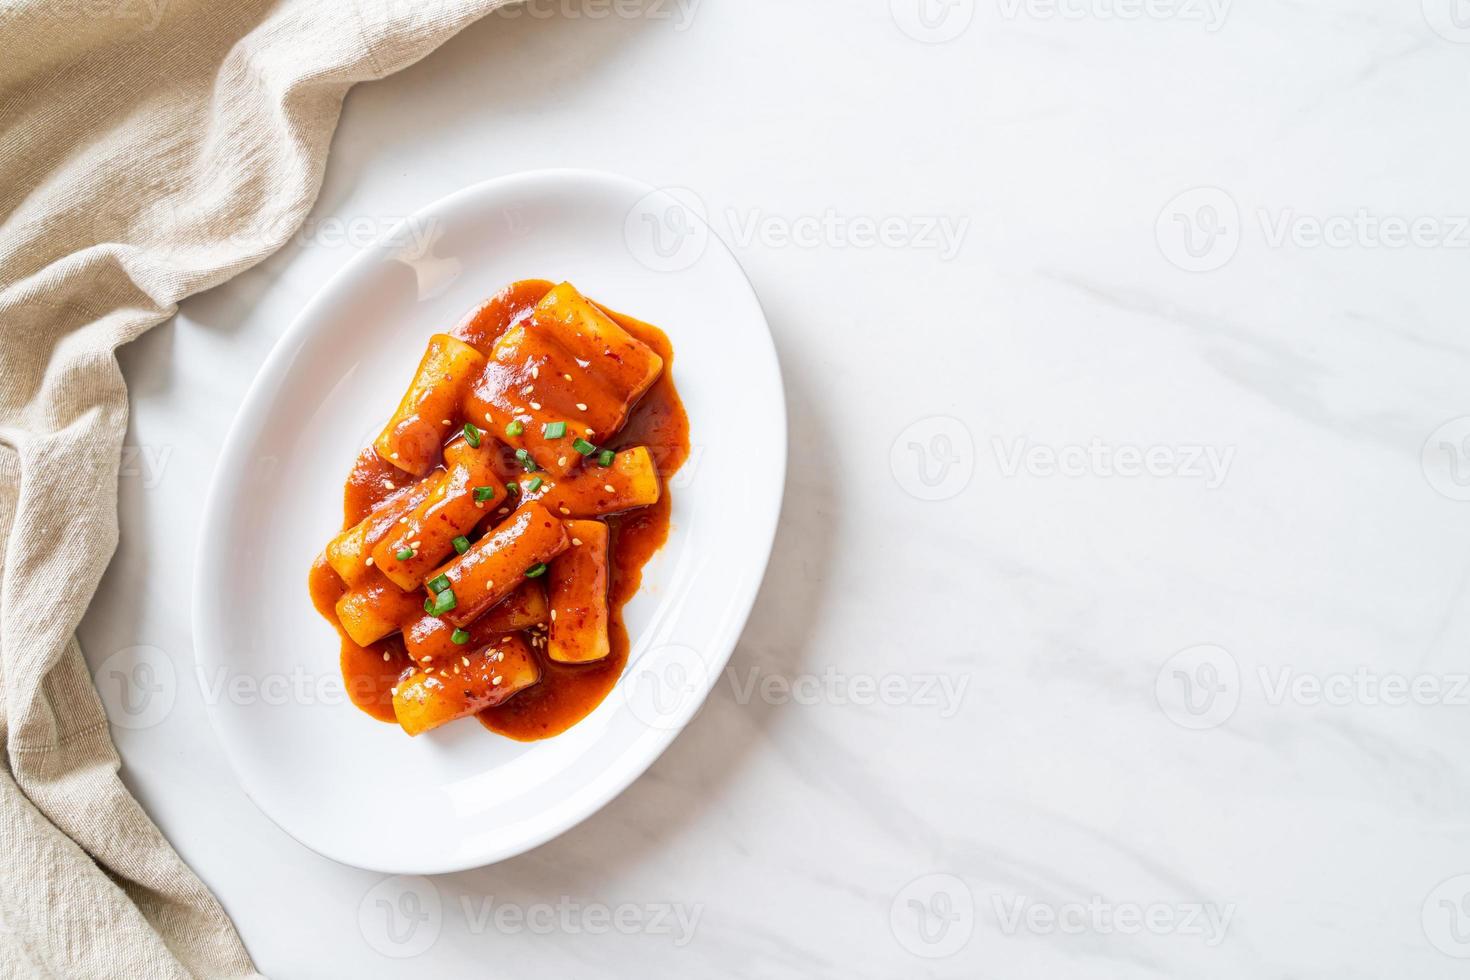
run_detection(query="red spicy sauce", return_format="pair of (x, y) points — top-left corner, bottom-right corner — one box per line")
(307, 285), (689, 740)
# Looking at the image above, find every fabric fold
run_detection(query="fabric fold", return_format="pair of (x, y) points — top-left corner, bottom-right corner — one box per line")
(0, 1), (511, 975)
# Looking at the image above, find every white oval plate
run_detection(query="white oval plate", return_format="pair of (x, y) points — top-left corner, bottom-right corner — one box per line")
(194, 170), (784, 873)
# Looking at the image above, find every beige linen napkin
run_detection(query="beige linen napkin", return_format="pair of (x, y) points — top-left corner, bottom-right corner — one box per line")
(0, 1), (511, 975)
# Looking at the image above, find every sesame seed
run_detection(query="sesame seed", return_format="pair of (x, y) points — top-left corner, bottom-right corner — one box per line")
(576, 402), (587, 412)
(390, 686), (398, 696)
(440, 418), (451, 425)
(461, 656), (469, 666)
(604, 484), (615, 493)
(484, 412), (493, 423)
(399, 517), (409, 524)
(366, 557), (375, 566)
(391, 452), (400, 459)
(382, 650), (390, 661)
(557, 456), (567, 467)
(550, 609), (557, 621)
(530, 366), (539, 379)
(382, 479), (395, 490)
(571, 537), (581, 546)
(558, 506), (570, 515)
(530, 401), (542, 410)
(410, 540), (421, 549)
(585, 428), (594, 436)
(492, 677), (502, 686)
(498, 507), (509, 515)
(563, 373), (572, 381)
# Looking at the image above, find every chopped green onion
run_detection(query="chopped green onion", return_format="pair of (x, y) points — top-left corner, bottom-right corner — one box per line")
(505, 420), (524, 438)
(516, 448), (538, 472)
(427, 588), (457, 616)
(427, 574), (450, 594)
(462, 423), (482, 448)
(452, 535), (470, 555)
(423, 596), (434, 613)
(451, 628), (470, 645)
(572, 438), (597, 456)
(473, 485), (495, 502)
(542, 420), (567, 439)
(525, 476), (543, 493)
(395, 547), (415, 561)
(524, 563), (548, 578)
(505, 482), (520, 495)
(597, 449), (615, 467)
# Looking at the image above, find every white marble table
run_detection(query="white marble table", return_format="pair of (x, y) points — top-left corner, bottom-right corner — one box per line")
(80, 1), (1470, 975)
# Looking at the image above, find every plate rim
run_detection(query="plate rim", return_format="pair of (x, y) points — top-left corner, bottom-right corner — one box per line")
(190, 167), (787, 873)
